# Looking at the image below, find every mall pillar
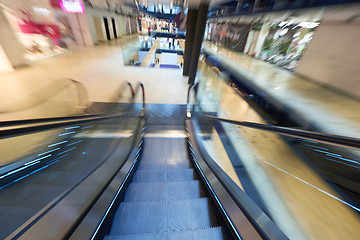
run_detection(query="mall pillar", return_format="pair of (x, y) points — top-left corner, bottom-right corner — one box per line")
(182, 8), (198, 77)
(188, 3), (209, 85)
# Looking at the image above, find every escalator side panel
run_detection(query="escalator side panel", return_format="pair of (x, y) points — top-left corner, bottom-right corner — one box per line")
(186, 120), (288, 240)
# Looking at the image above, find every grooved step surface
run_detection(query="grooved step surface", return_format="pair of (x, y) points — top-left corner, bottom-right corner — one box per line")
(132, 169), (195, 183)
(105, 227), (225, 240)
(110, 199), (218, 235)
(140, 138), (189, 165)
(145, 104), (186, 125)
(138, 136), (191, 169)
(124, 181), (204, 202)
(107, 122), (223, 239)
(137, 158), (191, 170)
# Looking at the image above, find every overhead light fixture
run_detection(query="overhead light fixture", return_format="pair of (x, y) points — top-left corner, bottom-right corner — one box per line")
(295, 22), (320, 28)
(307, 22), (320, 28)
(285, 21), (294, 27)
(279, 28), (288, 36)
(32, 7), (51, 16)
(278, 21), (287, 27)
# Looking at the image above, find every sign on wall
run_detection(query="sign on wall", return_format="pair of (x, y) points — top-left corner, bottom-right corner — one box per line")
(225, 23), (251, 51)
(210, 22), (251, 52)
(59, 0), (85, 13)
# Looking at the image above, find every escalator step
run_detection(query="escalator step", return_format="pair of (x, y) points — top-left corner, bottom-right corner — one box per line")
(104, 227), (225, 240)
(124, 181), (204, 202)
(132, 169), (195, 183)
(137, 158), (191, 170)
(109, 198), (218, 235)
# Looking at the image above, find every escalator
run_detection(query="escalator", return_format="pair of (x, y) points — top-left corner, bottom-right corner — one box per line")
(0, 82), (144, 239)
(69, 103), (281, 240)
(1, 83), (359, 240)
(104, 104), (224, 239)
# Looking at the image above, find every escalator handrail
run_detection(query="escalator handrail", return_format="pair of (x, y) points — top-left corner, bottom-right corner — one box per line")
(187, 85), (360, 150)
(0, 114), (100, 127)
(69, 78), (90, 112)
(0, 82), (135, 127)
(0, 82), (145, 140)
(204, 114), (360, 150)
(186, 122), (289, 240)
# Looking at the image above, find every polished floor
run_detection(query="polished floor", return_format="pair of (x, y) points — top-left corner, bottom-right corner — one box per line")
(0, 35), (188, 121)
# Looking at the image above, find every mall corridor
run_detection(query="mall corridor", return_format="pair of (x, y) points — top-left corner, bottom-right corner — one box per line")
(0, 0), (359, 240)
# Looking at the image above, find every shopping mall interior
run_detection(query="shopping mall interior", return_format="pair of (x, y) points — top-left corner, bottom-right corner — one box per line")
(0, 0), (359, 239)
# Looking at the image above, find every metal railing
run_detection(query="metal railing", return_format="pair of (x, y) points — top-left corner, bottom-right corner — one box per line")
(187, 84), (360, 150)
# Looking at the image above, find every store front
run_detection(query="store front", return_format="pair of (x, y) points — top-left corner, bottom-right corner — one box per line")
(130, 16), (138, 34)
(0, 0), (86, 63)
(207, 18), (319, 71)
(51, 0), (87, 47)
(258, 21), (318, 71)
(141, 16), (152, 34)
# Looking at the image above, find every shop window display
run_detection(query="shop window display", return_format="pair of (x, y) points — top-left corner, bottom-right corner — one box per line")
(259, 22), (317, 71)
(206, 19), (318, 72)
(0, 0), (70, 62)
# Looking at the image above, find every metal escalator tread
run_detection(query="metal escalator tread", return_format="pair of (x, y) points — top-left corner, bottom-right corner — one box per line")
(137, 159), (191, 170)
(105, 104), (224, 239)
(105, 137), (225, 239)
(132, 169), (195, 183)
(104, 227), (225, 240)
(124, 181), (205, 202)
(109, 199), (218, 235)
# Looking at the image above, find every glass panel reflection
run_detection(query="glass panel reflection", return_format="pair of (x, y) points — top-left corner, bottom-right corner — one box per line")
(190, 59), (360, 239)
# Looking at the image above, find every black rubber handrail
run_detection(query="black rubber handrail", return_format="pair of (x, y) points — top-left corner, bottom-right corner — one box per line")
(0, 82), (145, 140)
(0, 114), (100, 127)
(0, 113), (126, 140)
(186, 121), (290, 240)
(69, 78), (90, 112)
(187, 85), (360, 151)
(205, 115), (360, 150)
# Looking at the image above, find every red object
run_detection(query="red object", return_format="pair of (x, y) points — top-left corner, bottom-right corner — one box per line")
(19, 23), (61, 39)
(218, 31), (227, 36)
(17, 9), (61, 45)
(50, 0), (62, 9)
